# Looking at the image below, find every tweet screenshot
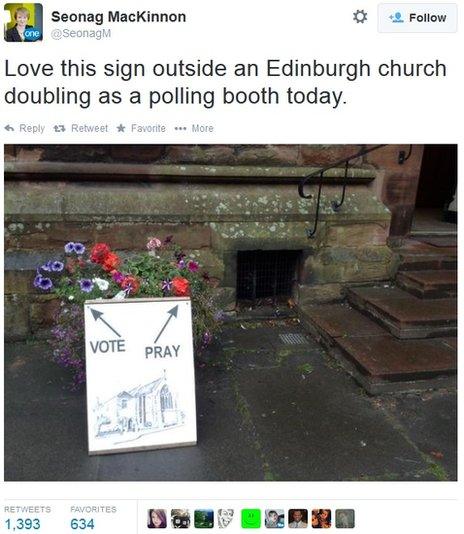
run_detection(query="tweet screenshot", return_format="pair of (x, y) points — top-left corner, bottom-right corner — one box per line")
(1, 0), (461, 532)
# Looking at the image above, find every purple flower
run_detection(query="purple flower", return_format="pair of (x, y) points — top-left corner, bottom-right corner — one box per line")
(161, 279), (173, 292)
(51, 261), (64, 272)
(214, 310), (225, 321)
(64, 242), (75, 254)
(79, 279), (94, 293)
(74, 243), (85, 255)
(112, 271), (124, 284)
(33, 274), (43, 288)
(177, 259), (186, 269)
(188, 260), (199, 272)
(202, 331), (212, 347)
(39, 277), (53, 291)
(41, 261), (53, 272)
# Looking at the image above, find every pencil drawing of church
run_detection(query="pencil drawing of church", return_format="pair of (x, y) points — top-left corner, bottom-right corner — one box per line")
(93, 371), (184, 440)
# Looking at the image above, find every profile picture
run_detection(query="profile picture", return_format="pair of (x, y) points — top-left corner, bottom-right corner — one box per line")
(265, 509), (285, 528)
(147, 509), (167, 529)
(194, 509), (214, 528)
(217, 509), (234, 528)
(335, 509), (355, 529)
(4, 3), (42, 41)
(288, 509), (308, 528)
(171, 509), (190, 529)
(311, 509), (331, 529)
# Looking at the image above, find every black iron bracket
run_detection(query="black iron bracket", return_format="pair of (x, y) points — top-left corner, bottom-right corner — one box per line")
(398, 145), (413, 164)
(331, 161), (349, 212)
(305, 175), (323, 238)
(298, 144), (387, 239)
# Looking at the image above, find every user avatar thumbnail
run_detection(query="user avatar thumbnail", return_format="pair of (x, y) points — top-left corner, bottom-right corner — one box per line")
(335, 509), (355, 529)
(265, 509), (285, 528)
(147, 509), (167, 529)
(311, 509), (331, 529)
(194, 509), (214, 528)
(288, 509), (308, 528)
(4, 3), (43, 42)
(217, 509), (234, 528)
(171, 509), (190, 529)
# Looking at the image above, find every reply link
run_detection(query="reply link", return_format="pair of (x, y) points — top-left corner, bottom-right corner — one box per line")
(50, 28), (112, 40)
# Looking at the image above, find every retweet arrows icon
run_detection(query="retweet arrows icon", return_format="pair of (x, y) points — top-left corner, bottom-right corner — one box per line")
(90, 308), (122, 338)
(154, 305), (179, 344)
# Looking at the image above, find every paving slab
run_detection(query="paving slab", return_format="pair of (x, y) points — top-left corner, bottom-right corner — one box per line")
(4, 320), (457, 481)
(236, 365), (433, 481)
(379, 390), (457, 478)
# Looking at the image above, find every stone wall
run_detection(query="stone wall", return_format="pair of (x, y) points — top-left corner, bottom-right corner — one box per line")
(4, 144), (413, 341)
(365, 145), (425, 239)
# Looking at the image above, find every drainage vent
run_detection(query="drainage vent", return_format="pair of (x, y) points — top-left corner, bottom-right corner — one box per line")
(236, 250), (300, 302)
(279, 333), (309, 345)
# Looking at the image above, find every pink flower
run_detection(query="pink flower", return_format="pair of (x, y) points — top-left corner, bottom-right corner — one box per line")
(188, 260), (199, 272)
(147, 237), (162, 251)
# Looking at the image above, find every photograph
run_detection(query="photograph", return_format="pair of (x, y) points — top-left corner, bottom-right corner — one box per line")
(147, 509), (167, 529)
(171, 509), (190, 529)
(311, 509), (331, 529)
(265, 509), (285, 528)
(335, 510), (354, 529)
(194, 509), (214, 529)
(288, 509), (308, 528)
(3, 3), (43, 42)
(4, 144), (457, 481)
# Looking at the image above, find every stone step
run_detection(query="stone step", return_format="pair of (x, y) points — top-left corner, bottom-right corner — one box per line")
(346, 286), (457, 339)
(398, 255), (457, 272)
(395, 238), (457, 272)
(397, 270), (457, 299)
(299, 303), (457, 394)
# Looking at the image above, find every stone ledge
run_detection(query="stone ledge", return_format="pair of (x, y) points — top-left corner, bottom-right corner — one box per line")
(5, 182), (391, 223)
(5, 161), (376, 183)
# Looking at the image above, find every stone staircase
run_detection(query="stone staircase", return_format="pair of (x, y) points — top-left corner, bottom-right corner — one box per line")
(300, 236), (457, 394)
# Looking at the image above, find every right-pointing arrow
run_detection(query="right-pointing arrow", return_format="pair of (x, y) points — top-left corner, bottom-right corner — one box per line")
(154, 305), (179, 344)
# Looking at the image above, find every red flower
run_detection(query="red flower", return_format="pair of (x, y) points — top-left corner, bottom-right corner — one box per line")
(121, 275), (140, 295)
(102, 252), (120, 272)
(90, 243), (111, 264)
(172, 276), (190, 297)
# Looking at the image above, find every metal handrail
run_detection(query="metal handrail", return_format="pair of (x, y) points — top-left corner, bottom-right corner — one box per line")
(298, 144), (388, 238)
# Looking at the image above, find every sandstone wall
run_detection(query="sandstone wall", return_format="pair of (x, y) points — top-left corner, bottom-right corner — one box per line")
(5, 144), (423, 341)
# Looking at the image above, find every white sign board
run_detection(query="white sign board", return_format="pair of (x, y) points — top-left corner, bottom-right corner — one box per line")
(84, 297), (197, 455)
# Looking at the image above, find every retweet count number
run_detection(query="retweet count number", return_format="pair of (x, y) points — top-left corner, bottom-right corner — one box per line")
(5, 518), (41, 530)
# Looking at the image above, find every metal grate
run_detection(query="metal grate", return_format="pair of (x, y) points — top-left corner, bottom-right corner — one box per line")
(279, 332), (309, 345)
(236, 250), (300, 302)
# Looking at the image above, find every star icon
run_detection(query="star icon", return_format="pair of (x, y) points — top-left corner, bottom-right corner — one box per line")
(117, 124), (125, 132)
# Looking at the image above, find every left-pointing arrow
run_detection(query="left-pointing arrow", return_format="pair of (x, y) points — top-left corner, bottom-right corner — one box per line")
(90, 308), (121, 338)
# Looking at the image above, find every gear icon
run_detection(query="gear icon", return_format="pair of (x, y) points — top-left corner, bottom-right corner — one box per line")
(353, 9), (368, 23)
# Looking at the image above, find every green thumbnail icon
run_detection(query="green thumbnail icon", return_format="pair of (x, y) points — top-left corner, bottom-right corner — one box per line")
(241, 509), (261, 528)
